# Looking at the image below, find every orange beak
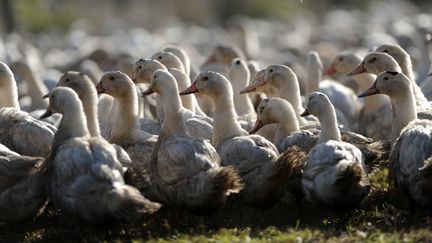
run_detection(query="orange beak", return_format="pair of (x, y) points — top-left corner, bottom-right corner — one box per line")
(347, 63), (367, 76)
(249, 120), (264, 134)
(96, 82), (105, 94)
(358, 84), (379, 98)
(240, 72), (266, 94)
(179, 82), (198, 95)
(323, 65), (337, 76)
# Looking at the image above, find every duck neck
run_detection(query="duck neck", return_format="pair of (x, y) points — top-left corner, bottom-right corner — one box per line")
(23, 69), (48, 109)
(306, 66), (320, 97)
(54, 102), (89, 149)
(170, 69), (195, 112)
(159, 87), (187, 137)
(354, 73), (390, 113)
(276, 78), (307, 126)
(110, 86), (142, 144)
(0, 78), (19, 109)
(212, 90), (246, 148)
(317, 106), (341, 143)
(273, 107), (300, 144)
(81, 91), (101, 137)
(390, 92), (417, 146)
(398, 56), (415, 83)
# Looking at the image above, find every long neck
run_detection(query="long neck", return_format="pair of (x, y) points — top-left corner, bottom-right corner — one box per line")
(317, 106), (341, 143)
(307, 66), (321, 96)
(170, 69), (195, 112)
(81, 91), (101, 137)
(212, 89), (246, 148)
(53, 103), (89, 149)
(23, 69), (48, 109)
(277, 79), (307, 126)
(390, 92), (417, 146)
(273, 108), (300, 144)
(354, 73), (390, 112)
(159, 85), (187, 137)
(231, 73), (255, 116)
(395, 57), (429, 107)
(398, 56), (415, 83)
(0, 80), (19, 109)
(110, 86), (142, 144)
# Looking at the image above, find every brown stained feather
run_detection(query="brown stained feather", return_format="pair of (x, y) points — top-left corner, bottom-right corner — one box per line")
(277, 145), (308, 198)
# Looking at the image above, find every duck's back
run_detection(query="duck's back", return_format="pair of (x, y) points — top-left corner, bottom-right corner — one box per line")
(390, 119), (432, 205)
(157, 135), (219, 184)
(218, 134), (279, 174)
(0, 107), (56, 157)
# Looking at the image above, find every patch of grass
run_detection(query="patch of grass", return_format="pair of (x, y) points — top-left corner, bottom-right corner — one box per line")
(1, 165), (432, 242)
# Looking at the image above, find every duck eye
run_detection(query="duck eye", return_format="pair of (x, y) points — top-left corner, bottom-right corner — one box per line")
(339, 57), (344, 62)
(235, 60), (241, 65)
(269, 69), (274, 73)
(384, 77), (388, 80)
(109, 76), (114, 81)
(154, 75), (158, 79)
(158, 56), (162, 60)
(64, 78), (70, 82)
(203, 76), (209, 81)
(383, 50), (388, 53)
(370, 57), (377, 63)
(138, 66), (142, 69)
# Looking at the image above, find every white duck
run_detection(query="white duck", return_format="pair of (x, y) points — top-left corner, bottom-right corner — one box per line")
(96, 71), (158, 171)
(133, 58), (209, 121)
(240, 64), (315, 127)
(358, 71), (432, 206)
(228, 58), (256, 118)
(180, 71), (291, 209)
(300, 92), (370, 208)
(306, 51), (361, 130)
(348, 52), (430, 112)
(140, 65), (213, 140)
(141, 70), (242, 213)
(0, 62), (56, 157)
(54, 71), (101, 137)
(324, 52), (393, 140)
(40, 87), (160, 223)
(163, 45), (191, 76)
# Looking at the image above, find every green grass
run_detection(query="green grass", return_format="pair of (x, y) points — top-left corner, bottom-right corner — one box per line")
(1, 167), (432, 242)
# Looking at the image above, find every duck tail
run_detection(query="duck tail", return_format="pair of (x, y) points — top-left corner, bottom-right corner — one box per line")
(419, 156), (432, 177)
(276, 145), (308, 197)
(213, 165), (244, 195)
(105, 185), (161, 222)
(333, 162), (364, 186)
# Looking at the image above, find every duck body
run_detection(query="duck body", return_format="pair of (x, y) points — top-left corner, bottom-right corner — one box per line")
(0, 154), (47, 221)
(302, 140), (370, 207)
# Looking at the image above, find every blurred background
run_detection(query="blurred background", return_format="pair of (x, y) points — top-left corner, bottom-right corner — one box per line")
(0, 0), (431, 83)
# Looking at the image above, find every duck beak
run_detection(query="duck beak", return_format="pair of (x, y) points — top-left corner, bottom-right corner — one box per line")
(249, 120), (264, 134)
(347, 63), (366, 76)
(322, 65), (337, 76)
(96, 82), (105, 94)
(39, 109), (53, 119)
(42, 92), (50, 99)
(141, 87), (154, 96)
(300, 109), (310, 117)
(240, 75), (266, 94)
(179, 82), (198, 95)
(358, 85), (379, 98)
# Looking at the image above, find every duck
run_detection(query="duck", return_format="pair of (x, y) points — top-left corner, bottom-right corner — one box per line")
(162, 45), (191, 76)
(228, 58), (255, 118)
(10, 60), (49, 111)
(300, 92), (370, 208)
(180, 71), (291, 209)
(249, 98), (317, 153)
(40, 87), (160, 223)
(305, 51), (361, 130)
(240, 64), (316, 127)
(324, 52), (393, 140)
(348, 52), (432, 120)
(0, 153), (47, 221)
(140, 64), (212, 140)
(151, 51), (186, 74)
(54, 71), (101, 137)
(376, 43), (415, 82)
(358, 71), (432, 206)
(0, 62), (56, 157)
(96, 71), (158, 172)
(141, 70), (242, 213)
